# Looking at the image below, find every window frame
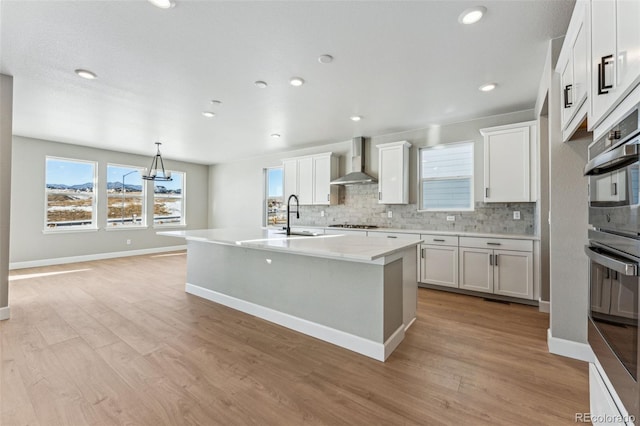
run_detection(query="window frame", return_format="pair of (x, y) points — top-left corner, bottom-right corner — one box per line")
(264, 166), (285, 228)
(418, 141), (475, 212)
(153, 170), (186, 228)
(105, 163), (147, 230)
(44, 156), (98, 233)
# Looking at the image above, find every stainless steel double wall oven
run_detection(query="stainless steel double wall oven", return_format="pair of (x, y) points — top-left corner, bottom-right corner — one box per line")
(585, 104), (640, 420)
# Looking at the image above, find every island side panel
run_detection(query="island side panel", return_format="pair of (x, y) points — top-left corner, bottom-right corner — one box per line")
(185, 240), (401, 343)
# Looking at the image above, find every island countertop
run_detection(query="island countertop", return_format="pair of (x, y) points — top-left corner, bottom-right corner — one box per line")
(158, 228), (422, 263)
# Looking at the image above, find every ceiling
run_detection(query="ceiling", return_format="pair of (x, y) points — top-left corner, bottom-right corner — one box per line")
(0, 0), (574, 165)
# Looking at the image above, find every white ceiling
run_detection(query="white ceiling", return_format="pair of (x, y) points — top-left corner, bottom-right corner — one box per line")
(0, 0), (574, 165)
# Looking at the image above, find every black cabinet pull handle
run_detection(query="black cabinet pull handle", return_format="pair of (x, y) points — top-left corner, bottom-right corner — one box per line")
(489, 254), (493, 266)
(495, 254), (499, 266)
(563, 84), (573, 108)
(387, 235), (397, 239)
(421, 248), (425, 259)
(485, 188), (489, 198)
(487, 242), (502, 246)
(433, 239), (445, 242)
(378, 192), (381, 201)
(612, 182), (618, 196)
(598, 54), (614, 95)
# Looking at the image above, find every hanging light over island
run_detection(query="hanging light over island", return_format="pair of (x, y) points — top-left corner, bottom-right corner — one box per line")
(142, 142), (173, 181)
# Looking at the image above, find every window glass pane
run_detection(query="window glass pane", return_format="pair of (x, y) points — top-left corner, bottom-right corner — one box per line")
(107, 165), (145, 227)
(45, 158), (95, 228)
(421, 179), (472, 210)
(419, 142), (474, 211)
(421, 143), (473, 178)
(266, 167), (285, 226)
(154, 171), (184, 226)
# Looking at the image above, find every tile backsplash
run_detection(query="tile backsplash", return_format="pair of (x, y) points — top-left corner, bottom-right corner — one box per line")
(292, 184), (535, 235)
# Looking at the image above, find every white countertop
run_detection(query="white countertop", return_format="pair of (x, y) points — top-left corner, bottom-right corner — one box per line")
(292, 225), (539, 241)
(158, 228), (422, 262)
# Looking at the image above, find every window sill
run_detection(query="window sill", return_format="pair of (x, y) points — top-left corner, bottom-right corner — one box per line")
(417, 208), (475, 213)
(105, 226), (149, 232)
(43, 227), (99, 235)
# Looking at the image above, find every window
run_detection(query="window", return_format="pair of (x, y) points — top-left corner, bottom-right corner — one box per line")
(154, 171), (185, 226)
(45, 157), (97, 230)
(265, 167), (285, 227)
(419, 142), (474, 211)
(106, 164), (145, 228)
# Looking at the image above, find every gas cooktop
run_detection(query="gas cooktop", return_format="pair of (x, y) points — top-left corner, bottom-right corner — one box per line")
(328, 224), (379, 229)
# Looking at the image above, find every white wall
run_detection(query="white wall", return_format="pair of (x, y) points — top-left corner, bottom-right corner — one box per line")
(10, 136), (210, 264)
(0, 74), (13, 315)
(209, 110), (536, 228)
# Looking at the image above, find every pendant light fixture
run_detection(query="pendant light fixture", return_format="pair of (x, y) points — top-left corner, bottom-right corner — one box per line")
(142, 142), (172, 181)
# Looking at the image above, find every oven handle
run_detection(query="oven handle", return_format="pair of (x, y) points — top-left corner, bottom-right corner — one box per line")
(584, 142), (638, 176)
(584, 245), (638, 276)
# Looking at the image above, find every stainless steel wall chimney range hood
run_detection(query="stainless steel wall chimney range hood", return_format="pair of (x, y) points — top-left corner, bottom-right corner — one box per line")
(330, 137), (378, 185)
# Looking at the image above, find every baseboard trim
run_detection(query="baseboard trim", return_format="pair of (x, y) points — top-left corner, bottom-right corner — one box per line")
(0, 306), (9, 320)
(547, 328), (595, 363)
(538, 298), (550, 313)
(9, 245), (187, 270)
(186, 283), (402, 362)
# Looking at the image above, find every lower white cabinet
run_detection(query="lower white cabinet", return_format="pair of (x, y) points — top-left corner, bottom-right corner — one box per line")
(458, 237), (534, 300)
(419, 234), (459, 288)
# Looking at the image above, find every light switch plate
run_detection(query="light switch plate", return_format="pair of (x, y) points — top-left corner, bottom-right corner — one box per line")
(320, 210), (325, 217)
(446, 216), (455, 222)
(513, 211), (521, 220)
(387, 211), (393, 218)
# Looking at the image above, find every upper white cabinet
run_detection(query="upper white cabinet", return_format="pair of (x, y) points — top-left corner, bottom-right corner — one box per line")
(480, 121), (537, 203)
(557, 0), (589, 141)
(377, 141), (411, 204)
(282, 153), (339, 205)
(589, 0), (640, 129)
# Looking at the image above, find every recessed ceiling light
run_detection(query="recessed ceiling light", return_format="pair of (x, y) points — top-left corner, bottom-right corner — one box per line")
(318, 54), (334, 64)
(254, 80), (268, 88)
(270, 133), (281, 138)
(289, 77), (305, 87)
(458, 6), (487, 25)
(350, 115), (362, 122)
(148, 0), (175, 9)
(74, 69), (97, 80)
(202, 111), (215, 118)
(479, 83), (497, 92)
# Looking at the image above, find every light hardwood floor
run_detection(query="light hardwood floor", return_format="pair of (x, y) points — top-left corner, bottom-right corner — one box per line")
(1, 251), (589, 425)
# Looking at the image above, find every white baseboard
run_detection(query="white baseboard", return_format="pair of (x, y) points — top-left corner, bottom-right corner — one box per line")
(0, 306), (9, 320)
(186, 283), (403, 362)
(547, 328), (595, 363)
(538, 298), (550, 313)
(9, 245), (186, 270)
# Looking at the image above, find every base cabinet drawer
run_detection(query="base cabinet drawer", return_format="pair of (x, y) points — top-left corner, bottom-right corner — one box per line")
(420, 244), (458, 288)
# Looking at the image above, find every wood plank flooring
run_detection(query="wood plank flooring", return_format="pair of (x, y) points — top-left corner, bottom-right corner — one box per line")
(1, 251), (589, 425)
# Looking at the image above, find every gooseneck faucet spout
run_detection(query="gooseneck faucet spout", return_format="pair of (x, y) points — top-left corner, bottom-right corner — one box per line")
(286, 194), (300, 236)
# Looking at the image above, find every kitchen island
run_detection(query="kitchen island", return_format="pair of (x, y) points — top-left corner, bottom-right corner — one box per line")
(159, 228), (421, 361)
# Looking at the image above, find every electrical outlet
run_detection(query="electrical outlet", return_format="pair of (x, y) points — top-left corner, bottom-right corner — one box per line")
(513, 211), (521, 220)
(446, 216), (455, 222)
(320, 210), (325, 217)
(126, 239), (132, 245)
(387, 211), (393, 218)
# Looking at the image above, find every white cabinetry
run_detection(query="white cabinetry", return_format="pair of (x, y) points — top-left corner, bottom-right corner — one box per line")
(459, 237), (534, 300)
(557, 0), (589, 141)
(282, 153), (338, 205)
(590, 0), (640, 129)
(376, 141), (411, 204)
(419, 235), (459, 288)
(480, 121), (537, 203)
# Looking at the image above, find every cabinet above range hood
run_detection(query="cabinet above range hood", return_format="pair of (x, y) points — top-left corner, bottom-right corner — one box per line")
(330, 137), (378, 185)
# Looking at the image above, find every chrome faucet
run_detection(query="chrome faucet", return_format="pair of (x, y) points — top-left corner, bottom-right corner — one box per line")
(286, 194), (299, 236)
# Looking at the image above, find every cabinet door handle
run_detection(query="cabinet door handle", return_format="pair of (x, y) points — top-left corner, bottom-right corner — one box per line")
(485, 187), (489, 198)
(487, 242), (502, 246)
(489, 254), (493, 266)
(433, 239), (445, 242)
(378, 192), (381, 201)
(421, 248), (425, 259)
(327, 194), (330, 201)
(494, 254), (498, 266)
(598, 54), (614, 95)
(387, 235), (397, 239)
(612, 182), (617, 196)
(563, 84), (573, 108)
